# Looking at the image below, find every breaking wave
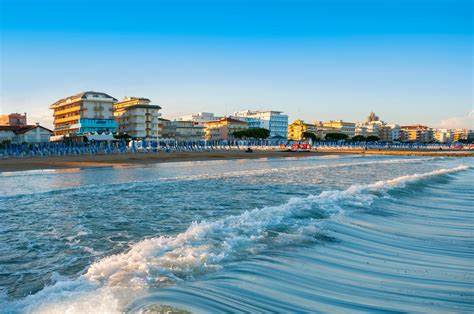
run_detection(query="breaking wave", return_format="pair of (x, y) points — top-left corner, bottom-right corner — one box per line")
(5, 165), (468, 313)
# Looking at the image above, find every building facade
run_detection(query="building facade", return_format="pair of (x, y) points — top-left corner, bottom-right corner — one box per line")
(288, 120), (318, 140)
(434, 129), (454, 143)
(383, 124), (401, 141)
(204, 118), (248, 141)
(0, 124), (53, 143)
(322, 120), (356, 138)
(400, 125), (434, 142)
(0, 113), (27, 126)
(177, 112), (221, 125)
(453, 129), (474, 142)
(356, 112), (400, 141)
(233, 110), (289, 138)
(114, 97), (162, 139)
(49, 91), (118, 136)
(159, 119), (205, 141)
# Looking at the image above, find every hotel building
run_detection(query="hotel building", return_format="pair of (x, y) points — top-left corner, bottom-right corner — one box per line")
(383, 124), (401, 141)
(159, 119), (205, 141)
(322, 120), (356, 138)
(233, 110), (289, 138)
(434, 129), (454, 143)
(114, 97), (162, 139)
(288, 120), (318, 140)
(453, 129), (474, 142)
(49, 91), (118, 136)
(400, 125), (434, 142)
(177, 112), (222, 125)
(355, 112), (400, 141)
(204, 117), (248, 141)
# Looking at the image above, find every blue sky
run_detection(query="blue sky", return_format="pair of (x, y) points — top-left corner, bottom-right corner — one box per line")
(0, 0), (472, 128)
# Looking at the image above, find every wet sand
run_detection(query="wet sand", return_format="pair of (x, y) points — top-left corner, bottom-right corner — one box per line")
(0, 149), (472, 172)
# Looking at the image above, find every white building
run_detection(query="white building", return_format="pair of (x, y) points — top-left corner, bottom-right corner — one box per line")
(49, 91), (118, 136)
(114, 97), (162, 139)
(159, 119), (205, 141)
(0, 124), (53, 143)
(384, 124), (401, 141)
(356, 112), (400, 141)
(355, 125), (368, 137)
(434, 129), (454, 143)
(177, 112), (221, 125)
(233, 110), (289, 138)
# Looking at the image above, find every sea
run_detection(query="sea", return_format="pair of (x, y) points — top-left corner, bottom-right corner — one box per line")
(0, 155), (473, 313)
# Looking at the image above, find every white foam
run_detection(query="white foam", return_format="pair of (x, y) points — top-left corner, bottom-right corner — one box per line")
(7, 164), (468, 313)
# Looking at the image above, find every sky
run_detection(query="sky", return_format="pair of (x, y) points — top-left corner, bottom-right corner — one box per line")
(0, 0), (472, 129)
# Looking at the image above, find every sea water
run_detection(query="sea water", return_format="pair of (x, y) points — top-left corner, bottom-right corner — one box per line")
(0, 155), (473, 313)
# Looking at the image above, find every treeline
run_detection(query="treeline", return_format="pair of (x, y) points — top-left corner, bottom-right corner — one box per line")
(233, 128), (271, 139)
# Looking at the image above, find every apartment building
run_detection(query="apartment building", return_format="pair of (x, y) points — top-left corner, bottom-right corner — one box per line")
(49, 91), (118, 136)
(0, 113), (27, 126)
(400, 125), (434, 142)
(288, 120), (318, 140)
(159, 119), (205, 141)
(114, 97), (162, 139)
(233, 110), (289, 138)
(383, 124), (401, 141)
(356, 112), (400, 141)
(322, 120), (356, 138)
(177, 112), (221, 125)
(434, 129), (454, 143)
(453, 129), (474, 142)
(204, 118), (248, 141)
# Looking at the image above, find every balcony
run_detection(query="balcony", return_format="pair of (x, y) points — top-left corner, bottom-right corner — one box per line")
(55, 115), (81, 124)
(54, 106), (82, 116)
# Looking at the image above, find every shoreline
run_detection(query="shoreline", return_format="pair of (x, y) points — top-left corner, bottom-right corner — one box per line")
(0, 149), (472, 173)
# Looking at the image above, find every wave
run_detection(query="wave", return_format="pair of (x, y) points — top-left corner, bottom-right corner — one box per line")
(0, 157), (439, 199)
(5, 165), (468, 313)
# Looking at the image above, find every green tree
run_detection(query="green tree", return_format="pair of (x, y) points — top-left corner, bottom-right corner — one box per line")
(351, 135), (367, 142)
(325, 133), (348, 141)
(114, 133), (132, 139)
(233, 128), (270, 139)
(366, 135), (380, 142)
(232, 130), (247, 139)
(302, 132), (319, 141)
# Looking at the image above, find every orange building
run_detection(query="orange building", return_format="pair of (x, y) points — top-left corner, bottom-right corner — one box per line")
(204, 117), (248, 141)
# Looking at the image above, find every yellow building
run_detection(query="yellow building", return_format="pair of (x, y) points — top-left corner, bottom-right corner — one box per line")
(114, 97), (162, 139)
(288, 120), (317, 140)
(400, 125), (433, 142)
(452, 129), (473, 142)
(322, 120), (356, 138)
(49, 91), (118, 136)
(204, 118), (248, 141)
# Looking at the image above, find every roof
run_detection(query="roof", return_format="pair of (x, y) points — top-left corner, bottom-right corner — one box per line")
(400, 124), (429, 130)
(121, 97), (151, 102)
(206, 117), (248, 124)
(0, 125), (53, 134)
(116, 104), (162, 110)
(49, 91), (118, 109)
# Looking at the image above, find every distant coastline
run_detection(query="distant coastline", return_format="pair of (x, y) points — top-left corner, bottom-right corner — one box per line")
(0, 149), (472, 173)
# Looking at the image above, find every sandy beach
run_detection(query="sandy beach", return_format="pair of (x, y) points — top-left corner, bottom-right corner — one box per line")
(0, 149), (472, 172)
